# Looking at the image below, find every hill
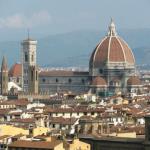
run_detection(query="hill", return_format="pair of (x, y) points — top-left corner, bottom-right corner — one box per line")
(0, 29), (150, 68)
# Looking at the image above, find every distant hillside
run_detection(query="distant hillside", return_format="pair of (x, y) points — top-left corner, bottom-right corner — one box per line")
(0, 29), (150, 68)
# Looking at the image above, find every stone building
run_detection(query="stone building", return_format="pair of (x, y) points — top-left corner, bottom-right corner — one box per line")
(21, 37), (39, 94)
(89, 19), (140, 96)
(80, 116), (150, 150)
(38, 19), (141, 96)
(12, 19), (142, 96)
(39, 70), (89, 94)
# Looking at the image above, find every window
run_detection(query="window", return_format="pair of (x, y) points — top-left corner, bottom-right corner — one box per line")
(24, 69), (26, 74)
(91, 112), (95, 115)
(31, 70), (33, 81)
(56, 78), (59, 83)
(42, 78), (46, 83)
(99, 69), (103, 74)
(81, 79), (85, 84)
(17, 77), (19, 83)
(84, 112), (87, 116)
(52, 124), (55, 128)
(31, 54), (34, 62)
(68, 78), (72, 83)
(25, 52), (28, 62)
(36, 71), (38, 81)
(29, 129), (33, 135)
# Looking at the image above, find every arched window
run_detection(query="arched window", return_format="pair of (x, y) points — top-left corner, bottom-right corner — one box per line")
(68, 78), (72, 83)
(42, 78), (46, 83)
(31, 70), (33, 81)
(36, 71), (38, 81)
(25, 52), (28, 62)
(99, 69), (103, 74)
(56, 78), (59, 83)
(31, 54), (34, 62)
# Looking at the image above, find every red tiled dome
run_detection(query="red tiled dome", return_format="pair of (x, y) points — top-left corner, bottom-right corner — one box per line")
(90, 20), (135, 68)
(127, 76), (141, 86)
(9, 63), (22, 77)
(92, 76), (107, 86)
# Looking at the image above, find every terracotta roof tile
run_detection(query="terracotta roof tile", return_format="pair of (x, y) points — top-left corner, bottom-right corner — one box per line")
(39, 70), (89, 77)
(8, 140), (61, 149)
(127, 76), (141, 86)
(9, 63), (22, 77)
(90, 35), (135, 68)
(49, 117), (77, 125)
(91, 76), (107, 86)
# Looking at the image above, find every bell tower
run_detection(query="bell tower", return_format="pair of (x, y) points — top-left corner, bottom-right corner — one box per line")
(1, 56), (8, 95)
(21, 35), (38, 93)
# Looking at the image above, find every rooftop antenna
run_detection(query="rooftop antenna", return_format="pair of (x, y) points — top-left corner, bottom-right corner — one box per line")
(27, 28), (30, 40)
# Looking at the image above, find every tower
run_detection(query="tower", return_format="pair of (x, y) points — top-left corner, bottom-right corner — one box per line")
(1, 56), (8, 95)
(28, 65), (39, 94)
(21, 36), (38, 93)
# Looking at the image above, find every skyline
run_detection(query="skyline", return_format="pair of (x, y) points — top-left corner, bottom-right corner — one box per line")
(0, 0), (150, 41)
(0, 2), (150, 150)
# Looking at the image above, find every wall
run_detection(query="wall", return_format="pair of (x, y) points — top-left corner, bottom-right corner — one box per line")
(80, 138), (145, 150)
(0, 125), (28, 136)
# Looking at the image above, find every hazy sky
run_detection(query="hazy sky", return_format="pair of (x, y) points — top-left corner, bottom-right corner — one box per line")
(0, 0), (150, 40)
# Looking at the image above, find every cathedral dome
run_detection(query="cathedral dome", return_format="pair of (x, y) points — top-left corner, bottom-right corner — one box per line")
(90, 19), (135, 69)
(91, 76), (107, 86)
(127, 76), (141, 86)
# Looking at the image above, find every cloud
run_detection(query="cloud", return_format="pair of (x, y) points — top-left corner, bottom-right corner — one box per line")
(0, 11), (52, 29)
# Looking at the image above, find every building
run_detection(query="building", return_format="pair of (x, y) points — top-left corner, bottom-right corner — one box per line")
(8, 138), (90, 150)
(89, 19), (139, 96)
(36, 20), (142, 96)
(9, 63), (22, 87)
(39, 70), (89, 94)
(80, 116), (150, 150)
(8, 140), (63, 150)
(21, 37), (39, 94)
(13, 19), (141, 96)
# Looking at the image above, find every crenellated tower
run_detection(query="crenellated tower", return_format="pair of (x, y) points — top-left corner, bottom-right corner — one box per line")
(28, 65), (39, 94)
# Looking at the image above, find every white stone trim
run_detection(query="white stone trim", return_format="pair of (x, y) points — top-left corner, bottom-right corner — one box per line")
(116, 36), (127, 64)
(119, 37), (135, 65)
(107, 36), (112, 63)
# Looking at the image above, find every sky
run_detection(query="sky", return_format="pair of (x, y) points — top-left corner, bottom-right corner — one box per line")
(0, 0), (150, 41)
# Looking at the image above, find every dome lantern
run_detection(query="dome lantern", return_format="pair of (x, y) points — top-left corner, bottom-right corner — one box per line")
(108, 18), (117, 36)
